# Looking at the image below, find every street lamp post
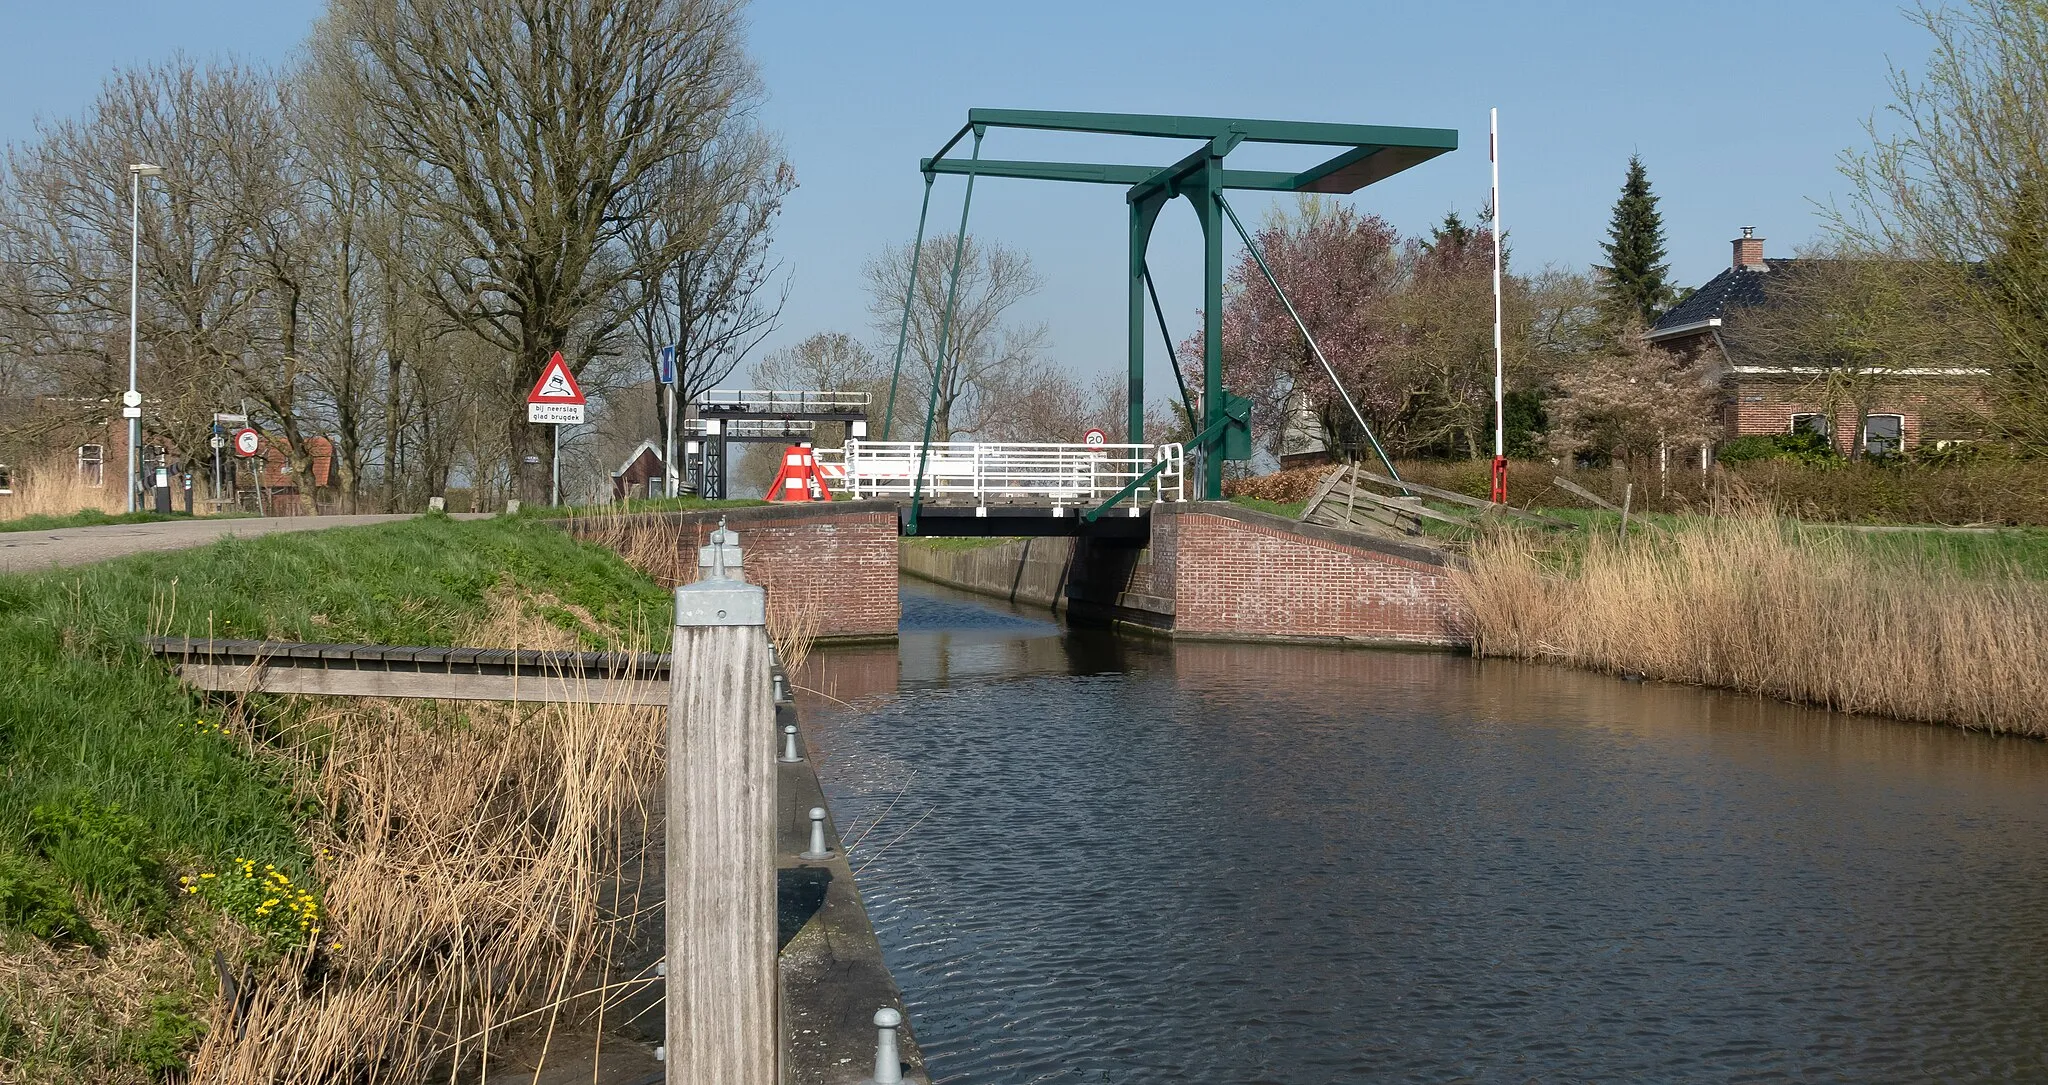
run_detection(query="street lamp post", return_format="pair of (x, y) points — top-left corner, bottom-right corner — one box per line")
(126, 162), (163, 513)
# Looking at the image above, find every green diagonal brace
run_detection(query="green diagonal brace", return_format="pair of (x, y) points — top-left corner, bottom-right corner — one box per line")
(1082, 408), (1238, 522)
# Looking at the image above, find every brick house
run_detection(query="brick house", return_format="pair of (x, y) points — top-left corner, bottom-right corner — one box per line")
(1648, 228), (1984, 455)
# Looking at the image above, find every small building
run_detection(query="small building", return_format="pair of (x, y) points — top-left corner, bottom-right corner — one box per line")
(612, 440), (667, 500)
(255, 436), (334, 515)
(1649, 228), (1983, 455)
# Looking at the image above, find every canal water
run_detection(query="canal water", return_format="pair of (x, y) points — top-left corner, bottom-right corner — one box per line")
(799, 582), (2048, 1083)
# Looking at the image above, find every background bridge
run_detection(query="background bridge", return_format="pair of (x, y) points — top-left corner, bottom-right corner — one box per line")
(816, 439), (1181, 537)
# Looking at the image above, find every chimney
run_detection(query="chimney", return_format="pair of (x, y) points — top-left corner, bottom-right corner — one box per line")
(1732, 226), (1767, 271)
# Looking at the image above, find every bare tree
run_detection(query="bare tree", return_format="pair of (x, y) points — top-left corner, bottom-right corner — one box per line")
(864, 233), (1047, 440)
(623, 127), (793, 449)
(313, 0), (769, 499)
(1832, 0), (2048, 452)
(0, 59), (265, 496)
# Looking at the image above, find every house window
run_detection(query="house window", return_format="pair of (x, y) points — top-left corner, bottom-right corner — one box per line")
(1865, 414), (1905, 457)
(0, 463), (12, 495)
(1789, 413), (1830, 437)
(78, 444), (104, 487)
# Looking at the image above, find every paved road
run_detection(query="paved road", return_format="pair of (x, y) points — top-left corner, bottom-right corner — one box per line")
(0, 513), (493, 574)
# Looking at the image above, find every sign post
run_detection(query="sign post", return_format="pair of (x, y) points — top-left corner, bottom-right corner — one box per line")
(526, 351), (587, 506)
(658, 344), (678, 497)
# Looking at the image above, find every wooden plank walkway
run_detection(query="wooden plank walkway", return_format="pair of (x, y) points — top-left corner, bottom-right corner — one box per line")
(145, 636), (670, 705)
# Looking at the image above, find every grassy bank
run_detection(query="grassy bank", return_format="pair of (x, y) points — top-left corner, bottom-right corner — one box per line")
(0, 515), (672, 1081)
(1455, 511), (2048, 737)
(0, 509), (231, 533)
(1230, 456), (2048, 526)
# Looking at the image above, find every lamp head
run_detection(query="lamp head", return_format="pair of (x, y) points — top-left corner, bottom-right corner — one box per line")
(128, 163), (164, 177)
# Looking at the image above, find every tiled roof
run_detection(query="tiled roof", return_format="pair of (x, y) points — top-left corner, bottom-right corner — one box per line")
(1650, 259), (1814, 336)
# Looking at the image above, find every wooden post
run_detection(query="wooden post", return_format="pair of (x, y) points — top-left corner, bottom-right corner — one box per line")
(668, 521), (776, 1083)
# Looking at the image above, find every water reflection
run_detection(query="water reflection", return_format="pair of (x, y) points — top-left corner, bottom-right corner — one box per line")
(797, 582), (2048, 1083)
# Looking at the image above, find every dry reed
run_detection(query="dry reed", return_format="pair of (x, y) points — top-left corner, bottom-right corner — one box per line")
(568, 505), (825, 671)
(1454, 509), (2048, 736)
(0, 457), (126, 520)
(186, 692), (665, 1083)
(567, 508), (692, 589)
(182, 584), (667, 1083)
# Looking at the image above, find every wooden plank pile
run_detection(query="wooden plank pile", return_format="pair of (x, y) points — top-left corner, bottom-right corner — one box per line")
(1297, 464), (1576, 539)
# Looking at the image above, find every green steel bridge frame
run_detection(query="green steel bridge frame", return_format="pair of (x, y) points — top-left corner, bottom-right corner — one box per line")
(896, 109), (1458, 505)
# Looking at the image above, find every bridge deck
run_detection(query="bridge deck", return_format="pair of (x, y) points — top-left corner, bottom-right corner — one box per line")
(819, 440), (1184, 526)
(903, 502), (1151, 538)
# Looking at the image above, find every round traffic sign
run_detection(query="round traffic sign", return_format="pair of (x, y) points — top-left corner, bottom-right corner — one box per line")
(1083, 428), (1107, 447)
(232, 428), (260, 457)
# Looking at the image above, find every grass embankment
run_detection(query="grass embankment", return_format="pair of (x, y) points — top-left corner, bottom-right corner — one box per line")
(1455, 511), (2048, 737)
(524, 494), (766, 520)
(1230, 456), (2048, 526)
(0, 510), (223, 533)
(0, 514), (673, 1082)
(898, 535), (1018, 552)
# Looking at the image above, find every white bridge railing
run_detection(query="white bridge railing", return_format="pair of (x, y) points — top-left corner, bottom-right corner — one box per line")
(816, 440), (1184, 509)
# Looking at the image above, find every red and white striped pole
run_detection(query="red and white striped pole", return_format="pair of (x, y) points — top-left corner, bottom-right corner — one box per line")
(1489, 107), (1508, 505)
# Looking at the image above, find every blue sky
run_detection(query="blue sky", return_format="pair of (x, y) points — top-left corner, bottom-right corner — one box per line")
(5, 1), (1931, 384)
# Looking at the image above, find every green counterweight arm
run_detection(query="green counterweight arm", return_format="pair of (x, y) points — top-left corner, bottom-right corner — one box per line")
(906, 127), (984, 536)
(1082, 405), (1242, 522)
(882, 173), (937, 441)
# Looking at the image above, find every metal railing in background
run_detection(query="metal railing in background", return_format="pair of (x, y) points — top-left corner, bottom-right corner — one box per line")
(684, 418), (817, 439)
(816, 440), (1183, 509)
(694, 390), (871, 414)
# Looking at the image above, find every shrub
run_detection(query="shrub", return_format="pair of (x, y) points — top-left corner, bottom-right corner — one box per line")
(122, 994), (205, 1080)
(0, 851), (101, 949)
(1715, 430), (1840, 467)
(27, 795), (166, 926)
(183, 857), (323, 950)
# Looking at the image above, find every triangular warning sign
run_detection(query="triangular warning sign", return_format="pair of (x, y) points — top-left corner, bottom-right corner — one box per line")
(528, 352), (585, 404)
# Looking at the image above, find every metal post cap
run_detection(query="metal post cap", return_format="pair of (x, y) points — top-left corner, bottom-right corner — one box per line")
(801, 807), (835, 861)
(874, 1007), (902, 1028)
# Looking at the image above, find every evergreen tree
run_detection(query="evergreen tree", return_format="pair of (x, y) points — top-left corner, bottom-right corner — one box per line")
(1424, 211), (1472, 254)
(1596, 155), (1673, 325)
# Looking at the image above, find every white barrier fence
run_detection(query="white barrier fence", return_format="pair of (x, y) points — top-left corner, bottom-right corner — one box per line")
(814, 440), (1184, 509)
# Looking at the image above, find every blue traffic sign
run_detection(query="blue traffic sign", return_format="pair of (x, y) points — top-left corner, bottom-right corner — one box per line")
(657, 344), (676, 385)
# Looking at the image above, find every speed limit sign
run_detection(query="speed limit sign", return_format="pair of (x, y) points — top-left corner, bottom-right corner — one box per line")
(232, 428), (261, 457)
(1083, 428), (1107, 447)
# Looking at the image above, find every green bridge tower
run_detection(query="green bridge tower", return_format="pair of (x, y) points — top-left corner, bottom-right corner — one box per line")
(899, 109), (1458, 503)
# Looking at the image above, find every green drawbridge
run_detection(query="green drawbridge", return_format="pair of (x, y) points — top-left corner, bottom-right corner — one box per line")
(882, 109), (1458, 530)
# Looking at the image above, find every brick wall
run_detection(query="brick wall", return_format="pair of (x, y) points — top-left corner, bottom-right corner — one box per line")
(608, 502), (901, 640)
(889, 503), (1472, 647)
(1725, 377), (1985, 451)
(1161, 504), (1470, 647)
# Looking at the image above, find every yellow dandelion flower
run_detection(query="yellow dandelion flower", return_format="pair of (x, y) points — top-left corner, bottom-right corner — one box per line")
(200, 873), (215, 879)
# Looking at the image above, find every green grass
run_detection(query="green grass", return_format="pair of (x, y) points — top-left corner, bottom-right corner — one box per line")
(0, 509), (251, 534)
(1817, 525), (2048, 578)
(0, 514), (670, 949)
(525, 495), (767, 520)
(899, 535), (1019, 551)
(1228, 496), (1308, 519)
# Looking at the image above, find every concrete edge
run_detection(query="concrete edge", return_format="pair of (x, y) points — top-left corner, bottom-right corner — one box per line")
(774, 671), (931, 1085)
